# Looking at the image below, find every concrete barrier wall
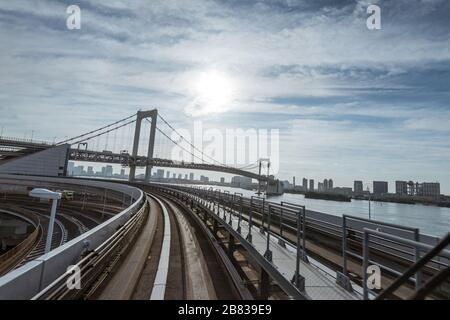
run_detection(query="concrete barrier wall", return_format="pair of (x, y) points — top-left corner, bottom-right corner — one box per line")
(0, 174), (144, 300)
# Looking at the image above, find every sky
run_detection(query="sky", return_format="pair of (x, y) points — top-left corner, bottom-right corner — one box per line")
(1, 0), (450, 193)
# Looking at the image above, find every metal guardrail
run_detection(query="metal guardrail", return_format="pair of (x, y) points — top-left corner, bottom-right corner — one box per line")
(0, 136), (52, 146)
(155, 185), (309, 299)
(32, 200), (148, 300)
(342, 215), (422, 291)
(162, 184), (450, 299)
(362, 229), (450, 300)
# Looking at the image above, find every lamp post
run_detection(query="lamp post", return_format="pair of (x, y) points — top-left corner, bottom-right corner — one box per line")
(29, 188), (62, 254)
(367, 187), (371, 220)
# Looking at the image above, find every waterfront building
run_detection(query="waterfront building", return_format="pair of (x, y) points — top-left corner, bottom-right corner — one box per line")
(373, 181), (388, 195)
(302, 178), (308, 190)
(396, 181), (408, 195)
(354, 180), (363, 195)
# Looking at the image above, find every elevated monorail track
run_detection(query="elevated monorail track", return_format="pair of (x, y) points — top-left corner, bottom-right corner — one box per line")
(152, 184), (450, 300)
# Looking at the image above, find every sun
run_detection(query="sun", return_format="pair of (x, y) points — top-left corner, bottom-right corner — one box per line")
(187, 70), (235, 116)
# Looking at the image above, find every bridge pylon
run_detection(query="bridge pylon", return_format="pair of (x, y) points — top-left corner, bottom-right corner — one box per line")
(129, 109), (158, 183)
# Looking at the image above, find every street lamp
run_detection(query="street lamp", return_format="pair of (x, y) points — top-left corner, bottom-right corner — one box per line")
(29, 188), (62, 254)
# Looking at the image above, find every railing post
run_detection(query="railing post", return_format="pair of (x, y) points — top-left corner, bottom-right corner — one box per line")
(414, 229), (422, 290)
(259, 198), (265, 234)
(291, 209), (305, 291)
(278, 206), (286, 247)
(246, 197), (253, 243)
(227, 195), (233, 226)
(342, 215), (348, 275)
(237, 195), (242, 234)
(264, 204), (273, 262)
(362, 230), (370, 300)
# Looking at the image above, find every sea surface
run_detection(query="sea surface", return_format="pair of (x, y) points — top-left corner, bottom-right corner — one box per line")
(191, 184), (450, 237)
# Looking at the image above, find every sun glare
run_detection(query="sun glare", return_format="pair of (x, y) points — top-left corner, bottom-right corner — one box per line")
(187, 70), (235, 116)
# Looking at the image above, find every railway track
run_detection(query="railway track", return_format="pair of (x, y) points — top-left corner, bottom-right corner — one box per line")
(0, 194), (125, 273)
(96, 191), (240, 300)
(32, 187), (301, 300)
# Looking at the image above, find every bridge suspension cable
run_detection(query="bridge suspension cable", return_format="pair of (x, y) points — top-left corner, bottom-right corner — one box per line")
(56, 113), (137, 145)
(145, 118), (212, 165)
(68, 119), (136, 146)
(157, 114), (227, 167)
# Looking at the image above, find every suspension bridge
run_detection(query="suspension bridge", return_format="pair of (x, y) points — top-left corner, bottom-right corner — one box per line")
(0, 109), (276, 185)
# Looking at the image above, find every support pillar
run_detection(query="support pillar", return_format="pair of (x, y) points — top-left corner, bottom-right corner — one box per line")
(129, 109), (158, 183)
(258, 268), (270, 300)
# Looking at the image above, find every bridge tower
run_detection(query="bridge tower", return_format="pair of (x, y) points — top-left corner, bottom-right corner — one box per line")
(129, 109), (158, 183)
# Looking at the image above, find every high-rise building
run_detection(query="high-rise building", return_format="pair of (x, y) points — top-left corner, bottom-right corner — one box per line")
(173, 173), (176, 179)
(105, 165), (113, 177)
(354, 180), (363, 195)
(373, 181), (388, 195)
(309, 179), (314, 191)
(220, 177), (225, 183)
(328, 179), (334, 190)
(396, 181), (408, 195)
(404, 181), (440, 199)
(120, 169), (125, 177)
(178, 174), (182, 179)
(166, 171), (170, 179)
(284, 180), (293, 189)
(156, 169), (164, 179)
(323, 179), (328, 190)
(87, 166), (94, 176)
(318, 182), (324, 191)
(421, 183), (440, 198)
(302, 178), (308, 190)
(189, 172), (194, 181)
(185, 174), (188, 180)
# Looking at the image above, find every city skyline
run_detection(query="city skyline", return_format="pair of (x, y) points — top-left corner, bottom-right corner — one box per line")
(68, 162), (443, 198)
(1, 1), (450, 192)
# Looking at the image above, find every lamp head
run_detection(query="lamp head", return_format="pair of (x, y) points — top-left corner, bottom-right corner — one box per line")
(29, 188), (62, 200)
